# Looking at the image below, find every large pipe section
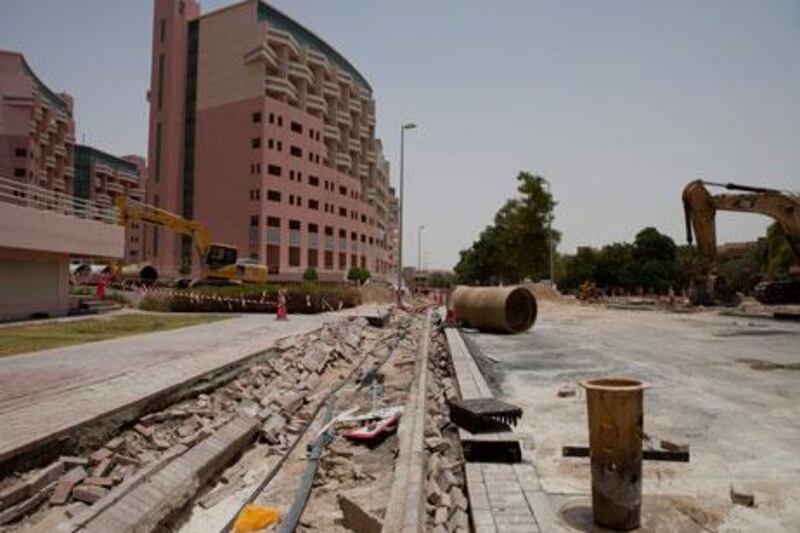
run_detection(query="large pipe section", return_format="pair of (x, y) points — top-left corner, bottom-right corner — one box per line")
(451, 285), (537, 334)
(581, 377), (649, 530)
(117, 263), (158, 286)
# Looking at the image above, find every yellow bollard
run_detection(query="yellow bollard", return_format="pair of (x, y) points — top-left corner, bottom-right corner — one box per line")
(581, 377), (650, 530)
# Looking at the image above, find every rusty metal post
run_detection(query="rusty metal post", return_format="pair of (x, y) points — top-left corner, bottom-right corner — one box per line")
(581, 377), (649, 530)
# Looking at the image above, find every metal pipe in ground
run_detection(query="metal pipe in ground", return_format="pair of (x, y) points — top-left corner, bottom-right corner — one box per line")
(581, 377), (650, 530)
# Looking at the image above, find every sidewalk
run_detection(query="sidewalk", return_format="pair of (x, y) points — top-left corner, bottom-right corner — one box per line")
(0, 312), (334, 467)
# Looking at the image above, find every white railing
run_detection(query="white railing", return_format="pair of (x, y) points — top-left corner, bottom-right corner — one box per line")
(0, 176), (118, 224)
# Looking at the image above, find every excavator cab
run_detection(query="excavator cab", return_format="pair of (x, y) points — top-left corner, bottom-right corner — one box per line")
(205, 244), (238, 270)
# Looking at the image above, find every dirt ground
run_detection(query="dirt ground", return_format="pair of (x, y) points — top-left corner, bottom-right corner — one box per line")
(465, 300), (800, 532)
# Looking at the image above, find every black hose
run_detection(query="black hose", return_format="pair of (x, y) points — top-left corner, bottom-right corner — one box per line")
(277, 399), (335, 533)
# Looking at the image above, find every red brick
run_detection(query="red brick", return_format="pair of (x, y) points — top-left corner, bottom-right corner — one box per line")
(134, 424), (153, 438)
(83, 477), (114, 488)
(72, 485), (107, 504)
(89, 448), (113, 465)
(91, 458), (113, 478)
(0, 481), (29, 511)
(28, 461), (64, 493)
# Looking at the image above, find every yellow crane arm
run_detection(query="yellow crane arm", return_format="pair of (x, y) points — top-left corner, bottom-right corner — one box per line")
(115, 196), (212, 264)
(683, 179), (800, 267)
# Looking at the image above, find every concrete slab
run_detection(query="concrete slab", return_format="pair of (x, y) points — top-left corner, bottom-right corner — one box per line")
(0, 312), (335, 471)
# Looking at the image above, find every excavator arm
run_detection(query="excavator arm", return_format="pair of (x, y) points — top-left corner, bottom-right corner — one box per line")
(682, 179), (800, 304)
(115, 195), (212, 267)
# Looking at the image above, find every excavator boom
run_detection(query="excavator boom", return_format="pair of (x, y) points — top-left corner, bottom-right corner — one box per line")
(682, 179), (800, 305)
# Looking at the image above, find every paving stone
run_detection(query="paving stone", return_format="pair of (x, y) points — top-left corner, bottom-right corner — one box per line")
(88, 448), (113, 465)
(72, 485), (108, 504)
(337, 494), (382, 533)
(91, 458), (113, 478)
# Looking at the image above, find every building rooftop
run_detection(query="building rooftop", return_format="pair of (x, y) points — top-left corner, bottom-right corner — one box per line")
(0, 50), (72, 116)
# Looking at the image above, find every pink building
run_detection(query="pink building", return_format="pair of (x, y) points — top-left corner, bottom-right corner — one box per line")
(148, 0), (397, 281)
(0, 51), (124, 321)
(0, 50), (75, 195)
(74, 145), (148, 263)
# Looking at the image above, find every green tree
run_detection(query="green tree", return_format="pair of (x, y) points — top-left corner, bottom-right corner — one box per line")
(347, 267), (371, 285)
(454, 172), (559, 284)
(302, 267), (318, 283)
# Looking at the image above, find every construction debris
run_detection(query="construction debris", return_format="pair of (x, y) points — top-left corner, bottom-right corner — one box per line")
(730, 485), (756, 507)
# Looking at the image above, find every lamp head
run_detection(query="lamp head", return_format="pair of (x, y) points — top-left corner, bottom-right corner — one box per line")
(402, 123), (417, 130)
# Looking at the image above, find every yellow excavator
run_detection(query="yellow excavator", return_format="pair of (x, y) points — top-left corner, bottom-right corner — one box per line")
(682, 179), (800, 305)
(115, 196), (268, 285)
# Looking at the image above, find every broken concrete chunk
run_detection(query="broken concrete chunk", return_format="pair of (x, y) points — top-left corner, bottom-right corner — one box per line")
(730, 485), (755, 507)
(660, 439), (690, 453)
(83, 477), (115, 488)
(60, 456), (89, 468)
(557, 387), (576, 398)
(0, 485), (51, 525)
(104, 436), (125, 451)
(133, 424), (153, 438)
(89, 448), (113, 465)
(337, 494), (382, 533)
(91, 458), (113, 478)
(0, 480), (30, 512)
(433, 506), (449, 526)
(449, 487), (468, 511)
(72, 485), (108, 504)
(112, 453), (141, 466)
(448, 508), (470, 531)
(28, 461), (64, 493)
(49, 465), (88, 505)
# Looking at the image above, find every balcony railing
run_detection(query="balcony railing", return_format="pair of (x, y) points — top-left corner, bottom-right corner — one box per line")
(0, 176), (117, 224)
(323, 122), (339, 141)
(348, 137), (361, 153)
(306, 93), (326, 114)
(337, 109), (351, 126)
(336, 152), (351, 169)
(323, 79), (339, 99)
(288, 62), (313, 85)
(265, 75), (297, 101)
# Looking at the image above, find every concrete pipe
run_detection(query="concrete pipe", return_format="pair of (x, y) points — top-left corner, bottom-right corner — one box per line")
(451, 285), (537, 334)
(118, 263), (158, 286)
(581, 377), (650, 530)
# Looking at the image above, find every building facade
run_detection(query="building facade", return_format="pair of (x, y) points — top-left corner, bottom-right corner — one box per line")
(0, 50), (76, 195)
(0, 51), (124, 321)
(148, 0), (397, 281)
(74, 145), (148, 263)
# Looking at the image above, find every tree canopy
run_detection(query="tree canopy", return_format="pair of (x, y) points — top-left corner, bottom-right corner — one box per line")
(454, 172), (560, 285)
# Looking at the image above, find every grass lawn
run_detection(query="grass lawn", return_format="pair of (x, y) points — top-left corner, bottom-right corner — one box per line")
(0, 313), (225, 357)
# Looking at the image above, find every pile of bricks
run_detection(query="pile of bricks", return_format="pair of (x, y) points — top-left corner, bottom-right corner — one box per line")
(0, 316), (376, 528)
(425, 320), (470, 533)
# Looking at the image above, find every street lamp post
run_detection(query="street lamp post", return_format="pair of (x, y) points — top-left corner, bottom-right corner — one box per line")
(417, 225), (426, 271)
(544, 179), (555, 286)
(397, 123), (417, 306)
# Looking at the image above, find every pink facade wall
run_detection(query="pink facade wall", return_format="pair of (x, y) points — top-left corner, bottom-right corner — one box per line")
(146, 0), (200, 277)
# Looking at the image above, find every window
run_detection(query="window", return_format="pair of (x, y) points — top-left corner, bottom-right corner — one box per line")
(288, 194), (294, 205)
(252, 112), (262, 123)
(325, 250), (334, 269)
(325, 226), (334, 236)
(309, 176), (319, 186)
(361, 214), (367, 223)
(289, 247), (300, 267)
(309, 199), (319, 210)
(267, 165), (281, 176)
(269, 113), (275, 124)
(339, 185), (347, 196)
(249, 189), (260, 200)
(309, 130), (314, 139)
(157, 54), (165, 111)
(14, 148), (26, 158)
(13, 168), (25, 177)
(160, 18), (166, 42)
(296, 196), (302, 207)
(155, 122), (162, 183)
(267, 216), (280, 227)
(251, 138), (261, 149)
(290, 121), (303, 134)
(290, 146), (302, 158)
(297, 172), (302, 183)
(339, 207), (347, 217)
(267, 190), (281, 202)
(277, 116), (283, 127)
(351, 232), (357, 241)
(268, 139), (274, 149)
(289, 170), (295, 180)
(309, 152), (313, 162)
(308, 248), (318, 267)
(277, 141), (282, 151)
(250, 215), (259, 226)
(339, 253), (347, 270)
(289, 220), (301, 230)
(309, 223), (318, 233)
(339, 229), (347, 238)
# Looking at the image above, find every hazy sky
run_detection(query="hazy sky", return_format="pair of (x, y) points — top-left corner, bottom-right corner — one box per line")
(2, 1), (798, 269)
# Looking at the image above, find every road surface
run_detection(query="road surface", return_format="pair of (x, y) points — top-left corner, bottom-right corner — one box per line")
(465, 302), (800, 532)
